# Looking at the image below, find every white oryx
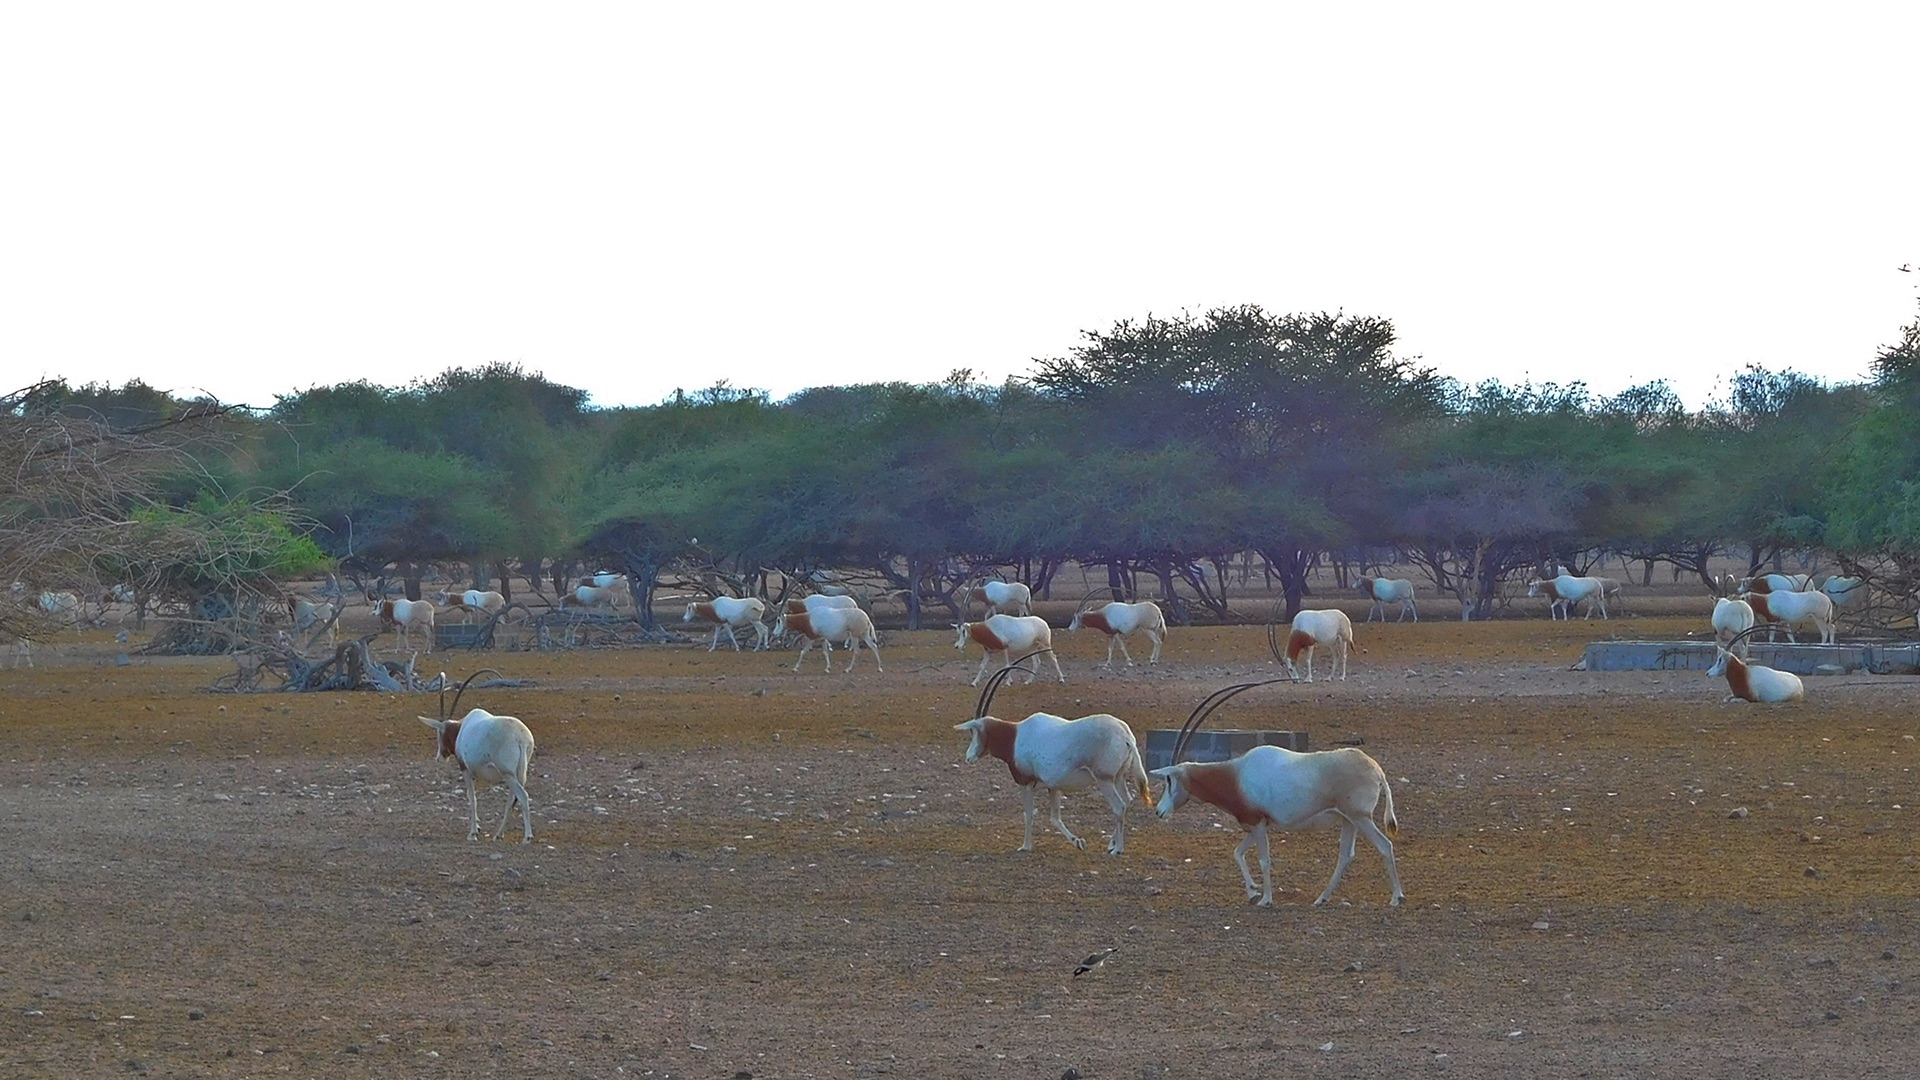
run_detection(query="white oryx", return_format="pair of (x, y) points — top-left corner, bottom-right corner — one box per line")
(290, 595), (340, 649)
(439, 589), (508, 623)
(777, 606), (882, 673)
(1710, 597), (1756, 658)
(1068, 600), (1166, 667)
(376, 597), (436, 653)
(1527, 574), (1610, 620)
(418, 707), (537, 842)
(1355, 576), (1417, 622)
(1280, 608), (1354, 682)
(562, 582), (623, 613)
(1739, 572), (1814, 594)
(1151, 744), (1404, 907)
(954, 614), (1065, 686)
(953, 667), (1152, 856)
(1707, 632), (1805, 704)
(1819, 575), (1868, 614)
(683, 596), (771, 651)
(968, 580), (1033, 618)
(1741, 588), (1835, 645)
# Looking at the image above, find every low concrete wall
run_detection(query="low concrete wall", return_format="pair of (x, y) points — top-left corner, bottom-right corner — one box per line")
(1142, 728), (1308, 772)
(1581, 640), (1920, 675)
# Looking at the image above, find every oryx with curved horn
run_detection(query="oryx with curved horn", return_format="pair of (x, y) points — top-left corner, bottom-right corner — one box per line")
(952, 662), (1151, 855)
(1150, 679), (1404, 907)
(1706, 625), (1805, 703)
(1067, 587), (1166, 667)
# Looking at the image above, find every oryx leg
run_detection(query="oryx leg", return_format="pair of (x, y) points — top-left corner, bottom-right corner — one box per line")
(1045, 787), (1086, 850)
(1233, 822), (1271, 904)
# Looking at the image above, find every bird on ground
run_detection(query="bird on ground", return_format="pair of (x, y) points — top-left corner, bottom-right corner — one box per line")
(1073, 948), (1116, 977)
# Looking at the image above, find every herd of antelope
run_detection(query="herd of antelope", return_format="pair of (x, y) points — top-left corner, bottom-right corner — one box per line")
(8, 561), (1898, 908)
(406, 561), (1898, 916)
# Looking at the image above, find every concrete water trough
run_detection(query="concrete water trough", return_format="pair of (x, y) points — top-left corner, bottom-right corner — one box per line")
(1142, 727), (1309, 772)
(434, 624), (494, 650)
(1580, 640), (1920, 676)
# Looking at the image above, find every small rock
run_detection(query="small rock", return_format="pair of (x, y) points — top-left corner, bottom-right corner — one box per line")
(1344, 961), (1363, 972)
(1728, 807), (1749, 819)
(1532, 921), (1551, 931)
(188, 1010), (205, 1021)
(1319, 1041), (1335, 1052)
(1805, 867), (1821, 878)
(1061, 1070), (1082, 1080)
(1883, 950), (1898, 961)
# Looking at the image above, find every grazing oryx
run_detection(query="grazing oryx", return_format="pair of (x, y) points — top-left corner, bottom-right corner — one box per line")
(1278, 608), (1354, 682)
(1711, 597), (1756, 658)
(1355, 576), (1417, 622)
(1068, 600), (1166, 667)
(419, 707), (537, 842)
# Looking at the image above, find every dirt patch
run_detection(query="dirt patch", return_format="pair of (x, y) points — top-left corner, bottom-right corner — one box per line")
(3, 606), (1918, 1078)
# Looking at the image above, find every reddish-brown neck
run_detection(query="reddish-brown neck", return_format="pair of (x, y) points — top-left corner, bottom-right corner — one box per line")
(969, 623), (1005, 650)
(1181, 762), (1262, 826)
(1287, 629), (1313, 661)
(980, 717), (1032, 785)
(1723, 655), (1755, 701)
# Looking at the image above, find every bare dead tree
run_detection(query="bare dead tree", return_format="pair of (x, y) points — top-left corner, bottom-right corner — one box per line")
(1, 382), (317, 654)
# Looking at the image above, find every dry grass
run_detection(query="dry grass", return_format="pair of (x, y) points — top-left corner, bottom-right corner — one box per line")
(3, 595), (1918, 1078)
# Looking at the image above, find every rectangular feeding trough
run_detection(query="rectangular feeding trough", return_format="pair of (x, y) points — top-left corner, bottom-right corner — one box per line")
(1579, 640), (1912, 675)
(1142, 728), (1309, 772)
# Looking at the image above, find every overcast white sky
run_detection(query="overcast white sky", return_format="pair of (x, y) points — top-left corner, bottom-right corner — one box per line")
(5, 3), (1916, 411)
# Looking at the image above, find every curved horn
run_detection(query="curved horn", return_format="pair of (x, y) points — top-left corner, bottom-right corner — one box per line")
(447, 667), (505, 719)
(1169, 679), (1293, 765)
(1265, 598), (1295, 671)
(1073, 585), (1111, 616)
(1719, 624), (1769, 652)
(973, 661), (1025, 722)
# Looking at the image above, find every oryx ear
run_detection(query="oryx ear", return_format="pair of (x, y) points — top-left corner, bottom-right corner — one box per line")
(418, 716), (444, 729)
(1148, 765), (1176, 779)
(953, 719), (982, 731)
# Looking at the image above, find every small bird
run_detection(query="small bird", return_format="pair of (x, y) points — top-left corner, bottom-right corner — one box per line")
(1073, 948), (1116, 977)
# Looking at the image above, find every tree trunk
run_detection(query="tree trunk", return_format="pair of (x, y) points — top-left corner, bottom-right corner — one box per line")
(1258, 546), (1314, 621)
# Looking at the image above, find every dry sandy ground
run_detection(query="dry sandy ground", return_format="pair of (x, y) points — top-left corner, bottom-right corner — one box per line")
(2, 601), (1918, 1079)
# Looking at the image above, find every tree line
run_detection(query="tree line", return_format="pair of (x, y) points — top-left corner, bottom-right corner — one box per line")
(11, 301), (1919, 637)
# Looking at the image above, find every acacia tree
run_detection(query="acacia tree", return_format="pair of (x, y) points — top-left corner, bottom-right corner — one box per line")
(259, 366), (595, 598)
(1, 382), (327, 653)
(1820, 303), (1920, 606)
(1031, 306), (1446, 617)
